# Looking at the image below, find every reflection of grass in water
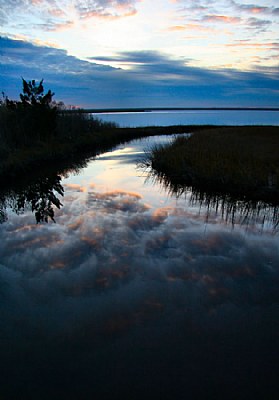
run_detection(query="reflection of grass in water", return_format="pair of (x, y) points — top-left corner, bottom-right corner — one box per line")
(146, 171), (279, 233)
(148, 127), (279, 200)
(189, 189), (279, 233)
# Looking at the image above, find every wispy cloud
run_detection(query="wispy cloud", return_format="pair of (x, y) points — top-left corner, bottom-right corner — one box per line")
(247, 16), (272, 31)
(0, 0), (139, 32)
(230, 0), (277, 15)
(75, 0), (138, 19)
(202, 15), (241, 24)
(167, 23), (219, 34)
(226, 40), (279, 50)
(170, 0), (278, 50)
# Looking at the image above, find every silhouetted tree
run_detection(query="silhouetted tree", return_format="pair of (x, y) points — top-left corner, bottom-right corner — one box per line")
(20, 78), (54, 107)
(0, 78), (57, 146)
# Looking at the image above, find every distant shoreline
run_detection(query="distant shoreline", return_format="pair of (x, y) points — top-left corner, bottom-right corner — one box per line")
(65, 107), (279, 114)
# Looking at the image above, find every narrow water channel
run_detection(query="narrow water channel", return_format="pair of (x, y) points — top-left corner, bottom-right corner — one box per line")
(0, 135), (278, 399)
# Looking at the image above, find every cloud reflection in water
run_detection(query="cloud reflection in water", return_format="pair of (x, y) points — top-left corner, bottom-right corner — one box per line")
(0, 138), (279, 398)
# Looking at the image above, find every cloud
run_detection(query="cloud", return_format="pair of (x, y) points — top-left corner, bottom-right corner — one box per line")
(173, 0), (216, 14)
(1, 181), (279, 363)
(230, 0), (278, 16)
(202, 15), (241, 24)
(75, 0), (138, 20)
(246, 17), (272, 32)
(175, 0), (279, 16)
(172, 0), (278, 39)
(87, 190), (150, 213)
(0, 0), (139, 33)
(1, 37), (279, 107)
(167, 23), (219, 34)
(2, 0), (276, 41)
(1, 160), (279, 397)
(226, 40), (279, 49)
(90, 50), (179, 65)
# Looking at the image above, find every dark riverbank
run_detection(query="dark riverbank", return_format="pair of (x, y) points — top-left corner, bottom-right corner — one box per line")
(1, 79), (278, 191)
(0, 124), (213, 187)
(145, 126), (279, 204)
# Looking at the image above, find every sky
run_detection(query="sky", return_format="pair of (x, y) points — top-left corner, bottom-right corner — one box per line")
(0, 0), (279, 107)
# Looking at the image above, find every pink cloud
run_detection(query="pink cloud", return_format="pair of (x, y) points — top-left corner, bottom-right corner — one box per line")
(204, 15), (241, 24)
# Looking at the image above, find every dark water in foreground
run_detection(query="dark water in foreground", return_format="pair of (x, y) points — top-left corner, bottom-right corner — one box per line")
(0, 135), (279, 399)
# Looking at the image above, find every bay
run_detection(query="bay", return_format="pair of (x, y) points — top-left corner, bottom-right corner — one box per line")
(93, 109), (279, 127)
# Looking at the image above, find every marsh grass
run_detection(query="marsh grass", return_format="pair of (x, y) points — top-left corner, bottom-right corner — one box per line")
(0, 99), (206, 185)
(0, 105), (119, 180)
(148, 126), (279, 201)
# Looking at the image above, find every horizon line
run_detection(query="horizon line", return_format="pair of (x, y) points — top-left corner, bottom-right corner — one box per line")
(66, 107), (279, 113)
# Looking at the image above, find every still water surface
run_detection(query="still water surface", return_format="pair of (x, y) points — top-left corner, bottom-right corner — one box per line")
(94, 110), (279, 127)
(0, 135), (279, 399)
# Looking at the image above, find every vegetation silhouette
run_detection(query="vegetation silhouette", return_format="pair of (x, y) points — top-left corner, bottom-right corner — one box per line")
(144, 127), (279, 202)
(2, 79), (278, 230)
(144, 168), (278, 232)
(1, 78), (57, 147)
(0, 148), (93, 224)
(1, 78), (191, 184)
(140, 146), (279, 234)
(20, 78), (54, 107)
(0, 79), (204, 187)
(0, 173), (64, 224)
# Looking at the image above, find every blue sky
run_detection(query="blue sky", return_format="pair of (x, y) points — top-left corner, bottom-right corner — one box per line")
(0, 0), (279, 107)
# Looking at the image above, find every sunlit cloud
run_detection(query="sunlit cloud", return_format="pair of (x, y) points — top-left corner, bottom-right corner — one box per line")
(0, 0), (140, 38)
(202, 15), (241, 24)
(44, 20), (75, 32)
(167, 23), (219, 34)
(230, 0), (274, 15)
(64, 183), (88, 192)
(0, 0), (278, 70)
(167, 25), (186, 31)
(226, 40), (279, 49)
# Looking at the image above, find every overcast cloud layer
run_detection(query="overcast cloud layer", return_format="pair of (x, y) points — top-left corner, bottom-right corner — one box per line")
(1, 36), (279, 107)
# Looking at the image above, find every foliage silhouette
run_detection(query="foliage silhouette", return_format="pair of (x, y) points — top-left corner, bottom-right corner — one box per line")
(0, 173), (64, 223)
(20, 78), (54, 107)
(145, 127), (279, 201)
(0, 78), (57, 147)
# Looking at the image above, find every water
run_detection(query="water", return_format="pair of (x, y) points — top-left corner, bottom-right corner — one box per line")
(93, 110), (279, 127)
(0, 135), (279, 399)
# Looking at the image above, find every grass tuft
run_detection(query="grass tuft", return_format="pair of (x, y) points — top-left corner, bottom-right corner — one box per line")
(147, 126), (279, 202)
